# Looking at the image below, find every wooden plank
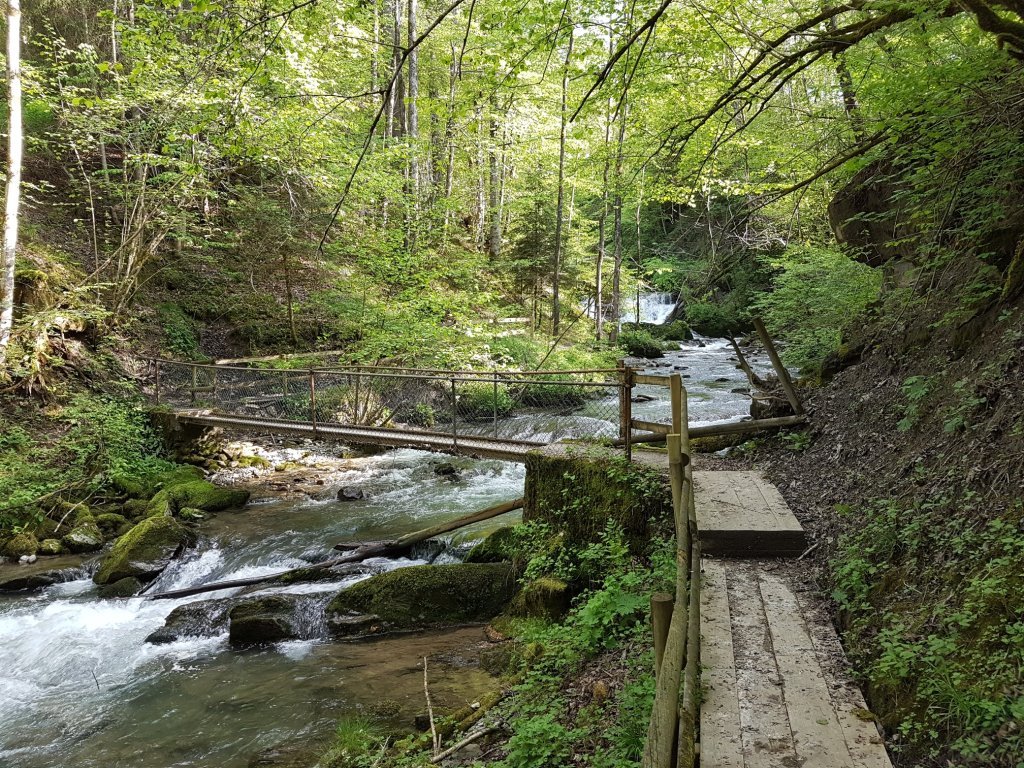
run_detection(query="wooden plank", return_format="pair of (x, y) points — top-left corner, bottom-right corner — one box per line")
(790, 579), (893, 768)
(634, 373), (671, 386)
(759, 572), (891, 768)
(694, 472), (806, 557)
(726, 562), (797, 766)
(631, 418), (671, 434)
(699, 559), (744, 768)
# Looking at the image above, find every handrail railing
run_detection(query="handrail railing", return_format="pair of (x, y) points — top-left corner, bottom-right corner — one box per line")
(643, 378), (701, 768)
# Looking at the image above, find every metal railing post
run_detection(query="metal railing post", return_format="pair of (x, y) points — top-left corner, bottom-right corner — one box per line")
(450, 377), (458, 449)
(354, 369), (362, 424)
(190, 365), (198, 405)
(492, 370), (499, 438)
(154, 360), (161, 403)
(309, 368), (317, 435)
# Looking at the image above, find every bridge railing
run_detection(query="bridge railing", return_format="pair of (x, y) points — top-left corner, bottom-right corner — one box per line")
(151, 359), (628, 448)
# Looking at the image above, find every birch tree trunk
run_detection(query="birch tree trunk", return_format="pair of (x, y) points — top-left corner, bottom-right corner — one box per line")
(406, 0), (419, 193)
(0, 0), (22, 366)
(551, 27), (574, 336)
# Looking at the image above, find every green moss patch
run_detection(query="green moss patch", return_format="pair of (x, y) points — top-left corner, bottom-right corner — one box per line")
(93, 516), (195, 585)
(146, 480), (250, 517)
(325, 562), (518, 635)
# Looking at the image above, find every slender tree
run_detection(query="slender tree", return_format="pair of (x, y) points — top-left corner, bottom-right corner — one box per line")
(551, 24), (574, 335)
(0, 0), (22, 366)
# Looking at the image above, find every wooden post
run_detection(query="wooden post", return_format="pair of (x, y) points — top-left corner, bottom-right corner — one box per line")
(211, 370), (218, 404)
(309, 369), (317, 435)
(753, 317), (804, 415)
(154, 360), (161, 403)
(623, 364), (634, 461)
(617, 359), (628, 442)
(670, 372), (683, 436)
(651, 592), (674, 677)
(190, 365), (198, 405)
(677, 537), (702, 768)
(282, 371), (289, 398)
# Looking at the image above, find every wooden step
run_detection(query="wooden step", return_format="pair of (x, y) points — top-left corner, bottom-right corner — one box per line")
(699, 559), (892, 768)
(693, 471), (806, 557)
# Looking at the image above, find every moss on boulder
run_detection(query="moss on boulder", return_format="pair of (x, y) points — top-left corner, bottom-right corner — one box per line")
(325, 563), (518, 636)
(507, 577), (571, 620)
(95, 513), (133, 539)
(93, 516), (194, 585)
(38, 538), (65, 556)
(97, 577), (144, 598)
(465, 527), (522, 565)
(523, 445), (671, 553)
(111, 464), (205, 500)
(146, 480), (250, 518)
(3, 532), (39, 559)
(61, 520), (104, 553)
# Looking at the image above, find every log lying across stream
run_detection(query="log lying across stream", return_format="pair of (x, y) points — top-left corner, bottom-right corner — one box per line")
(146, 497), (525, 601)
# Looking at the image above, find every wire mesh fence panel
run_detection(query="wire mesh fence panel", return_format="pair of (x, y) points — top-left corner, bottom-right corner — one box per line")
(154, 362), (626, 446)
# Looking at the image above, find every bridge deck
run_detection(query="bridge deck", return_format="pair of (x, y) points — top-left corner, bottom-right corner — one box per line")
(171, 411), (542, 462)
(701, 559), (892, 768)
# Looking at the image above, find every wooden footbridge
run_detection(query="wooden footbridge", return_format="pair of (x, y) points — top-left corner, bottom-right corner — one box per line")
(150, 334), (805, 464)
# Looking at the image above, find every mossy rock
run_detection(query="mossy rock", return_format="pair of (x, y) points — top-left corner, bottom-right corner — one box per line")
(147, 596), (236, 644)
(3, 532), (39, 559)
(228, 596), (300, 647)
(98, 577), (144, 598)
(95, 513), (133, 539)
(507, 577), (570, 620)
(26, 516), (59, 540)
(236, 455), (271, 469)
(61, 521), (104, 554)
(111, 464), (205, 500)
(38, 538), (65, 556)
(93, 516), (195, 585)
(523, 446), (671, 553)
(146, 480), (250, 518)
(122, 498), (149, 521)
(325, 563), (518, 636)
(465, 527), (522, 565)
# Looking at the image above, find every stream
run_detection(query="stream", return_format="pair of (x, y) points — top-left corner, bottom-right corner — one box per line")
(0, 322), (775, 768)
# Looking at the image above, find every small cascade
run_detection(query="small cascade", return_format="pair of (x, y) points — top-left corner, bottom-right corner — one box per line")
(623, 291), (676, 325)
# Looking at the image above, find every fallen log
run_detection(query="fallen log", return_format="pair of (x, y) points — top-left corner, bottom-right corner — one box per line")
(615, 414), (807, 447)
(146, 497), (524, 601)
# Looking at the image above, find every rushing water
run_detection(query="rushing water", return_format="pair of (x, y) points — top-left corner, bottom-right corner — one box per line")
(0, 311), (774, 768)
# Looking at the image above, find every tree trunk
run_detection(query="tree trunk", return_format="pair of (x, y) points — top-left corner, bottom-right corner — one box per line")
(0, 0), (23, 365)
(551, 27), (574, 336)
(609, 96), (627, 342)
(406, 0), (419, 193)
(487, 97), (502, 260)
(595, 91), (612, 342)
(475, 101), (486, 249)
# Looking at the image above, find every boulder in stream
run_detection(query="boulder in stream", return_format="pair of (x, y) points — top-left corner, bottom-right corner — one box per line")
(336, 487), (367, 501)
(93, 515), (195, 585)
(97, 576), (144, 598)
(228, 596), (302, 647)
(3, 532), (39, 559)
(146, 480), (250, 518)
(61, 519), (104, 554)
(325, 562), (518, 637)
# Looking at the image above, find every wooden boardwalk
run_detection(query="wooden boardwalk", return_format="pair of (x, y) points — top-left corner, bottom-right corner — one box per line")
(694, 473), (892, 768)
(171, 411), (542, 462)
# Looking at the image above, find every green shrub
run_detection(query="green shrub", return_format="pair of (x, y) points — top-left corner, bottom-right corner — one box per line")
(618, 329), (666, 359)
(157, 303), (201, 359)
(457, 381), (513, 418)
(685, 301), (744, 337)
(753, 245), (881, 371)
